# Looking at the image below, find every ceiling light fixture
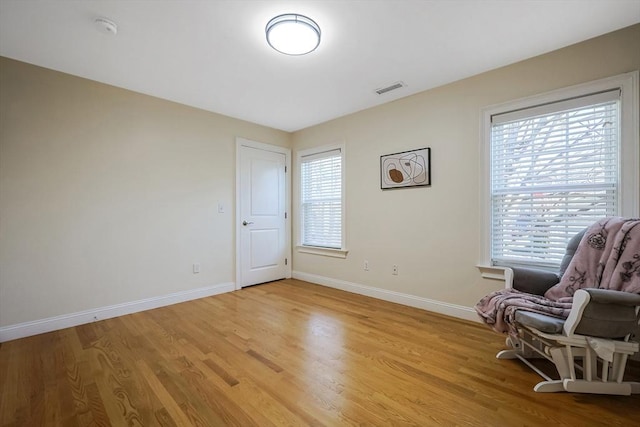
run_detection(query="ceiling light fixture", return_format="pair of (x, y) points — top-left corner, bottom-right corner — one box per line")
(265, 14), (320, 56)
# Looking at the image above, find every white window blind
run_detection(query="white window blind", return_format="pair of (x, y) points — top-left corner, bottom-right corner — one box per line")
(490, 89), (620, 269)
(301, 148), (343, 249)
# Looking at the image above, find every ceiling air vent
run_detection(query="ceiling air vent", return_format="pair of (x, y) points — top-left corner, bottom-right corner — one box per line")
(375, 81), (406, 95)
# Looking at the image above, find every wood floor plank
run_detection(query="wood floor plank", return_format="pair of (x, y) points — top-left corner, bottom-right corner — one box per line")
(1, 278), (639, 426)
(134, 359), (193, 427)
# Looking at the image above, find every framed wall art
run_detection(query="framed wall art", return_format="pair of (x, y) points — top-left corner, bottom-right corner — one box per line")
(380, 147), (431, 189)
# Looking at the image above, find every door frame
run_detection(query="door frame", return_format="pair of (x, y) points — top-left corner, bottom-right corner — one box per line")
(235, 137), (291, 290)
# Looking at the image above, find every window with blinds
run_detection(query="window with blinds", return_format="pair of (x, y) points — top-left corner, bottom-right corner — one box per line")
(300, 148), (343, 249)
(490, 90), (620, 269)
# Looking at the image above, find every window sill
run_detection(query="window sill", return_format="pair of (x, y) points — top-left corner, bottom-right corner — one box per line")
(297, 246), (348, 258)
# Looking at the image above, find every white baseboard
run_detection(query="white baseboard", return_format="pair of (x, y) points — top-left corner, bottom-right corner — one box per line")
(292, 271), (479, 323)
(0, 282), (235, 343)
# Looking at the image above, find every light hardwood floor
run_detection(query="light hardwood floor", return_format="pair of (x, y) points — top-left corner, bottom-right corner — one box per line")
(1, 279), (638, 426)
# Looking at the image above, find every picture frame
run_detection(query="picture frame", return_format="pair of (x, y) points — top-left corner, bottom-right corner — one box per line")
(380, 147), (431, 189)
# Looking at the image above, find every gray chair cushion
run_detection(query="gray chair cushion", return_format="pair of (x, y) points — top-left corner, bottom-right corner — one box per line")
(515, 310), (565, 334)
(512, 267), (559, 296)
(558, 228), (587, 279)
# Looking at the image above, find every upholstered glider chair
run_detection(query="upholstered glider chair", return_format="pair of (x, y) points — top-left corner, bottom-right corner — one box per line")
(492, 227), (640, 395)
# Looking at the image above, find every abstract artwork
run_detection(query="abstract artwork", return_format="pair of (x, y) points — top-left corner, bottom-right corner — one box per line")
(380, 147), (431, 189)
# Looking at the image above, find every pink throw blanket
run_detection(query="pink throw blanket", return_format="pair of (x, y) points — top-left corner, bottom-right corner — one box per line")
(476, 217), (640, 335)
(475, 290), (572, 335)
(545, 217), (640, 299)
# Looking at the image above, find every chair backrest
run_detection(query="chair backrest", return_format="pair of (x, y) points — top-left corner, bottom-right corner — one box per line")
(558, 228), (587, 280)
(565, 289), (640, 339)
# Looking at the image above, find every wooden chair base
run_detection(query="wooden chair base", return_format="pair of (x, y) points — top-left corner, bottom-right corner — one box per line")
(497, 328), (640, 395)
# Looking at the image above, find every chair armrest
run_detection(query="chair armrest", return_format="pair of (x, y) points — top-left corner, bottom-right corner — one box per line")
(584, 288), (640, 306)
(565, 289), (640, 338)
(511, 267), (559, 296)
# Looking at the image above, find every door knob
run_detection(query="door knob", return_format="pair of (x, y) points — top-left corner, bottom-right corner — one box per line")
(242, 221), (254, 226)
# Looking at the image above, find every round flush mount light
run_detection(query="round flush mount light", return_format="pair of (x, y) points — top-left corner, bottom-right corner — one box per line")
(95, 18), (118, 35)
(265, 14), (320, 55)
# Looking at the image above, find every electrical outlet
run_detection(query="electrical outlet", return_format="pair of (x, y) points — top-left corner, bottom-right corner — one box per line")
(392, 264), (398, 275)
(364, 260), (369, 271)
(193, 263), (201, 274)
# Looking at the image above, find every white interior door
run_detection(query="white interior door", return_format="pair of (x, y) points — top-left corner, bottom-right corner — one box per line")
(237, 140), (289, 288)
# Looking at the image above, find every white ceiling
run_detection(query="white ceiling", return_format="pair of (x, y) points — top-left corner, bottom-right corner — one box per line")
(1, 1), (639, 132)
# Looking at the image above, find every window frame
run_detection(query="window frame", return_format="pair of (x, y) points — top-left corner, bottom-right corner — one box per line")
(296, 143), (348, 258)
(478, 72), (639, 276)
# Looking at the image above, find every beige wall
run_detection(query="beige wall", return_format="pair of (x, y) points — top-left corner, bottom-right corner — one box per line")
(291, 24), (640, 309)
(0, 57), (290, 327)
